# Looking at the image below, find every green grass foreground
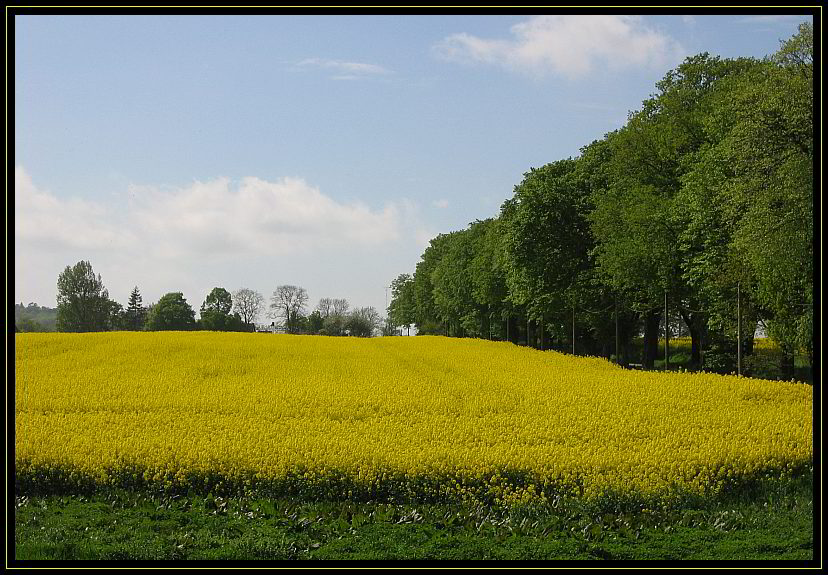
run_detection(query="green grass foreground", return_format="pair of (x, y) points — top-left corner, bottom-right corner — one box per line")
(14, 473), (813, 561)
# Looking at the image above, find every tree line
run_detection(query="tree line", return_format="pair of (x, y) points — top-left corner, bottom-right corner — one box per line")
(41, 260), (384, 337)
(388, 24), (813, 378)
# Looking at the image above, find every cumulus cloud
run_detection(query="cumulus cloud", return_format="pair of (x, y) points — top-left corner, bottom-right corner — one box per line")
(433, 15), (684, 78)
(15, 166), (136, 251)
(15, 167), (401, 261)
(432, 198), (450, 209)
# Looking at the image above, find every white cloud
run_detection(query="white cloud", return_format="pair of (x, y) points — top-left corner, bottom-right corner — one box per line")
(433, 15), (683, 79)
(15, 166), (136, 251)
(15, 167), (401, 261)
(432, 198), (450, 209)
(15, 167), (432, 316)
(297, 58), (392, 78)
(132, 176), (401, 259)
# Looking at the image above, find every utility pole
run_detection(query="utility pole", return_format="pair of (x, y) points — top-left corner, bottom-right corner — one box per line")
(664, 290), (669, 372)
(737, 281), (741, 376)
(615, 298), (619, 364)
(572, 303), (575, 355)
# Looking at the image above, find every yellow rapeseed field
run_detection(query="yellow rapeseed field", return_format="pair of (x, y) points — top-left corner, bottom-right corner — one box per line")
(15, 333), (812, 505)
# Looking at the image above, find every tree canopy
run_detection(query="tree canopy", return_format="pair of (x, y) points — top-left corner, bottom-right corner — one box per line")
(388, 24), (813, 376)
(56, 260), (111, 333)
(145, 292), (197, 331)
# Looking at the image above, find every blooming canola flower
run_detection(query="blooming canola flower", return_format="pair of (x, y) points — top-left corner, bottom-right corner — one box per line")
(15, 332), (812, 504)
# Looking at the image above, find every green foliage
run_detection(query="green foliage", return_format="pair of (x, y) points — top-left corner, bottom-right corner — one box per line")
(307, 310), (325, 335)
(500, 159), (603, 339)
(16, 317), (46, 332)
(321, 314), (347, 336)
(347, 307), (381, 337)
(677, 24), (813, 362)
(14, 470), (812, 560)
(412, 233), (455, 332)
(15, 303), (58, 332)
(56, 261), (111, 333)
(107, 299), (127, 331)
(145, 293), (196, 331)
(388, 274), (416, 333)
(201, 287), (232, 316)
(124, 287), (147, 331)
(199, 287), (246, 332)
(393, 27), (812, 378)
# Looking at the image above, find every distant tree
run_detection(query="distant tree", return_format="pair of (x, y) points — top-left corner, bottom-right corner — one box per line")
(307, 310), (325, 334)
(388, 274), (416, 335)
(124, 286), (147, 331)
(202, 287), (232, 315)
(107, 299), (127, 331)
(56, 260), (111, 332)
(332, 298), (349, 316)
(232, 288), (264, 330)
(347, 307), (381, 337)
(15, 302), (58, 331)
(322, 314), (347, 336)
(145, 292), (196, 331)
(317, 298), (334, 318)
(270, 285), (309, 334)
(17, 317), (45, 332)
(200, 287), (247, 331)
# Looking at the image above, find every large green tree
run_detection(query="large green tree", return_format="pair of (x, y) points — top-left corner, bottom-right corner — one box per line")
(501, 159), (597, 349)
(468, 218), (510, 341)
(56, 260), (111, 332)
(411, 233), (455, 334)
(145, 292), (197, 331)
(200, 287), (245, 331)
(677, 23), (813, 374)
(388, 273), (416, 335)
(431, 227), (480, 337)
(590, 53), (757, 367)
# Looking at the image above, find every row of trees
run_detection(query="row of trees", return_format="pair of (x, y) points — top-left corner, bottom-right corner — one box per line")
(388, 24), (813, 377)
(268, 285), (383, 336)
(14, 303), (58, 332)
(50, 260), (384, 337)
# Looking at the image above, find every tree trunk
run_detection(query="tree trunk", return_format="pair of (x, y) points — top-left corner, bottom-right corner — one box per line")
(742, 319), (757, 356)
(679, 309), (705, 367)
(643, 309), (661, 369)
(540, 315), (546, 350)
(780, 342), (795, 380)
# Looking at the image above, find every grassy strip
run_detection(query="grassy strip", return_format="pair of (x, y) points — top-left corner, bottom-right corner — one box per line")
(14, 474), (813, 561)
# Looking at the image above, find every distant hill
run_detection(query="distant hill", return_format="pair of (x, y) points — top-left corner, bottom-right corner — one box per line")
(15, 303), (58, 332)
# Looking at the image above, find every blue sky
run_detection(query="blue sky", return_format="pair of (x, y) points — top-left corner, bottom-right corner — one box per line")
(14, 13), (812, 323)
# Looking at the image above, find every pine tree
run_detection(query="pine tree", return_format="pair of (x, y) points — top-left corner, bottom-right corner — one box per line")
(125, 286), (147, 331)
